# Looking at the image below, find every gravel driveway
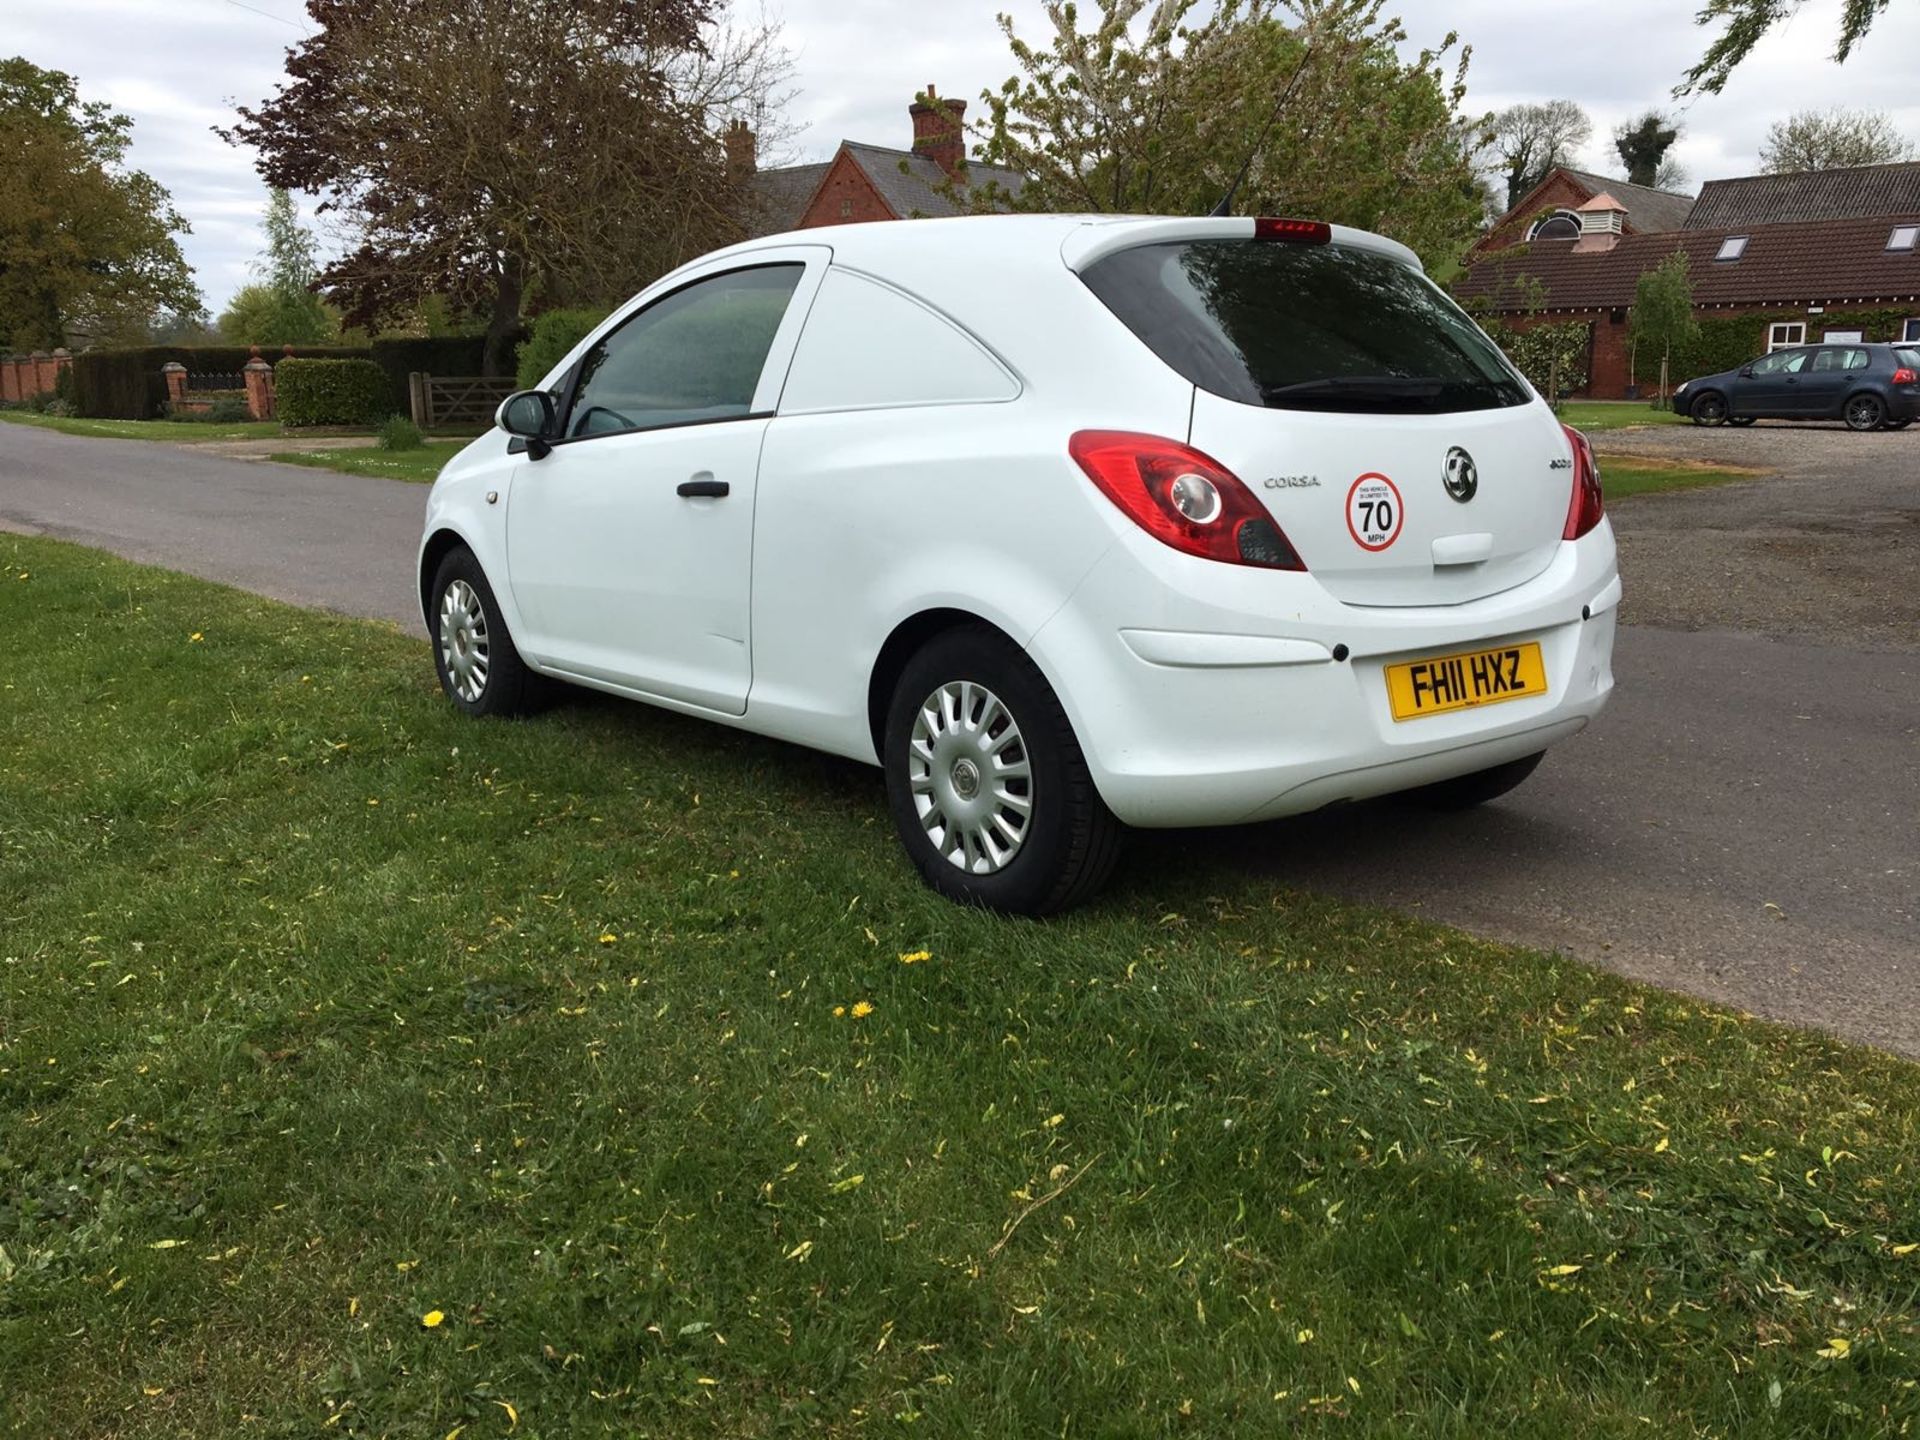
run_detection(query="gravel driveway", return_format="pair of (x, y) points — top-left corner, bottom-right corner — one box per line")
(1598, 422), (1920, 650)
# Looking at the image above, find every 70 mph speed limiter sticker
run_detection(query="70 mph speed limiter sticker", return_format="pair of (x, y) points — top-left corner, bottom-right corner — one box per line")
(1346, 473), (1404, 551)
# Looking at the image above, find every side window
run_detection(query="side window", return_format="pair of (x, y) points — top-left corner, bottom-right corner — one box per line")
(1840, 348), (1869, 371)
(1751, 351), (1786, 376)
(779, 268), (1018, 415)
(1811, 349), (1839, 372)
(1781, 350), (1810, 374)
(565, 265), (804, 439)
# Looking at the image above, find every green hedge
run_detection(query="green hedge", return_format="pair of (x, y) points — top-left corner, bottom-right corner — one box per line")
(275, 358), (396, 427)
(70, 345), (371, 420)
(368, 335), (517, 415)
(1487, 319), (1592, 398)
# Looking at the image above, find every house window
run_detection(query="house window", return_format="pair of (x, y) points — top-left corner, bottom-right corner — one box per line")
(1526, 210), (1581, 241)
(1715, 236), (1749, 262)
(1904, 319), (1920, 342)
(1889, 225), (1919, 251)
(1767, 322), (1806, 351)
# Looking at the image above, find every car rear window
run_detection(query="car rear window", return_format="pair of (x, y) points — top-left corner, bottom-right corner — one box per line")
(1897, 347), (1920, 371)
(1080, 239), (1531, 414)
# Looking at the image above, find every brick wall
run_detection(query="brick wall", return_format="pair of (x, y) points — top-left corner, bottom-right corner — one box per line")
(0, 349), (70, 402)
(797, 150), (896, 228)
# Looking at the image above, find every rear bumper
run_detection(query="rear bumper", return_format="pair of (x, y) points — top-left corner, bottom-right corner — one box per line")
(1027, 527), (1620, 828)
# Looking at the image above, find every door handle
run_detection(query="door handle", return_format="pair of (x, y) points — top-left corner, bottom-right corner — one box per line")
(677, 479), (730, 499)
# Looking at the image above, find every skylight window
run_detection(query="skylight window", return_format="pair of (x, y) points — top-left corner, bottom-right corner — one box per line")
(1890, 225), (1919, 252)
(1715, 236), (1749, 262)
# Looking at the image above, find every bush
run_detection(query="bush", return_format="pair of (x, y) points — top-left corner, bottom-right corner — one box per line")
(206, 396), (254, 424)
(375, 414), (425, 451)
(276, 358), (394, 427)
(42, 398), (75, 418)
(516, 309), (608, 389)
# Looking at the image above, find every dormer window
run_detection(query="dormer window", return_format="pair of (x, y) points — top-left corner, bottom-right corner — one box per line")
(1715, 236), (1749, 262)
(1890, 225), (1919, 252)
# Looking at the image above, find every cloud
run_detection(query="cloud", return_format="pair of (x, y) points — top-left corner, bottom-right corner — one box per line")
(7, 0), (1916, 312)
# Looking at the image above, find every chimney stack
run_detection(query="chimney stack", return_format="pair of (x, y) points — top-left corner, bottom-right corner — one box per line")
(909, 83), (968, 179)
(723, 118), (757, 180)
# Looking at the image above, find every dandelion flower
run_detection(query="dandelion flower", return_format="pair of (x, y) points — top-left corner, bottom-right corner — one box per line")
(421, 1309), (445, 1328)
(850, 1000), (874, 1019)
(899, 950), (931, 965)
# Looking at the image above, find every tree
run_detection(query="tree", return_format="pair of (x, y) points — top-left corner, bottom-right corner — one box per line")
(1758, 108), (1915, 172)
(0, 57), (202, 349)
(1629, 250), (1698, 403)
(1489, 99), (1592, 210)
(220, 190), (334, 346)
(224, 0), (791, 373)
(962, 0), (1490, 272)
(1614, 111), (1681, 189)
(1678, 0), (1900, 95)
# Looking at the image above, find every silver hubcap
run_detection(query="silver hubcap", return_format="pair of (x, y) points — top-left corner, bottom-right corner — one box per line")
(1849, 399), (1878, 428)
(908, 680), (1033, 875)
(438, 578), (490, 703)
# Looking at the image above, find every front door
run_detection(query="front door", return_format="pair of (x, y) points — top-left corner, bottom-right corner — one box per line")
(505, 257), (822, 714)
(1802, 346), (1868, 419)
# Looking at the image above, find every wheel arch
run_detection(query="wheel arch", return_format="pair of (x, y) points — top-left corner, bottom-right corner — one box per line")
(417, 527), (473, 630)
(866, 608), (1020, 759)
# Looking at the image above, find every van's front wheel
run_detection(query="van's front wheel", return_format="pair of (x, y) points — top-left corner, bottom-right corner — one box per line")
(883, 627), (1121, 915)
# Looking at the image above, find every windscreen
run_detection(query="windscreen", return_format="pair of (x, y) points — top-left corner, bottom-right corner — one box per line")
(1081, 240), (1531, 415)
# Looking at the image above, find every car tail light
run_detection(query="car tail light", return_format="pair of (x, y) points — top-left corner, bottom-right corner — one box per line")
(1894, 366), (1918, 385)
(1254, 217), (1332, 244)
(1561, 423), (1604, 541)
(1069, 431), (1305, 570)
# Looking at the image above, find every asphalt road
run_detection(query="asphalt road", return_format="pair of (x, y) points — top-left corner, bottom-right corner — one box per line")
(3, 421), (1916, 1054)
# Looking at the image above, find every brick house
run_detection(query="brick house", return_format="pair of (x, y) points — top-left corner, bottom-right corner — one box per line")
(1457, 161), (1920, 398)
(729, 85), (1025, 236)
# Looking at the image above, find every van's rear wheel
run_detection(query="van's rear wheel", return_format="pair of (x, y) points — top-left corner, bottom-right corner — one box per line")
(1406, 752), (1544, 811)
(883, 627), (1121, 915)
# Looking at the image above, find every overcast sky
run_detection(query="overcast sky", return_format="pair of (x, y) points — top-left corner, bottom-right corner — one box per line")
(9, 0), (1919, 313)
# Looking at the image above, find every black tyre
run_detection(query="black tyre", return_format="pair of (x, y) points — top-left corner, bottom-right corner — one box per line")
(429, 547), (548, 718)
(883, 626), (1122, 915)
(1405, 752), (1545, 811)
(1730, 416), (1757, 427)
(1689, 391), (1728, 426)
(1845, 393), (1886, 432)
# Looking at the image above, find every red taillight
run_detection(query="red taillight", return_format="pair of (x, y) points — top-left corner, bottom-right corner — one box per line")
(1561, 423), (1604, 541)
(1069, 431), (1305, 570)
(1254, 217), (1332, 245)
(1894, 367), (1918, 385)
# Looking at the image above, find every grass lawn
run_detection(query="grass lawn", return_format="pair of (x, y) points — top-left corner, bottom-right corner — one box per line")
(4, 536), (1918, 1438)
(1597, 457), (1760, 501)
(1561, 401), (1688, 432)
(266, 440), (470, 485)
(0, 412), (286, 443)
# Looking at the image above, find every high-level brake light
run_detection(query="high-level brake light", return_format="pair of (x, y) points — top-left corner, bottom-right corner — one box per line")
(1254, 217), (1332, 245)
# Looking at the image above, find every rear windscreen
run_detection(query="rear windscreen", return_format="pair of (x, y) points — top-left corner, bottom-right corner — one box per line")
(1081, 240), (1532, 414)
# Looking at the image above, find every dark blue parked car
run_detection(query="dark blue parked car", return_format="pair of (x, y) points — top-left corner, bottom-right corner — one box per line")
(1672, 342), (1919, 431)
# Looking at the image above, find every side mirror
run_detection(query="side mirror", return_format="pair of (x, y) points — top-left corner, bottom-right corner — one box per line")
(497, 390), (556, 459)
(1738, 365), (1754, 378)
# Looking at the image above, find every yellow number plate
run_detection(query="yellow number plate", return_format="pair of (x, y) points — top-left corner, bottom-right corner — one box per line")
(1385, 642), (1548, 722)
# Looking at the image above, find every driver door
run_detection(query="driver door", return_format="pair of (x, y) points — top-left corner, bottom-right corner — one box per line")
(505, 250), (826, 714)
(1740, 347), (1810, 416)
